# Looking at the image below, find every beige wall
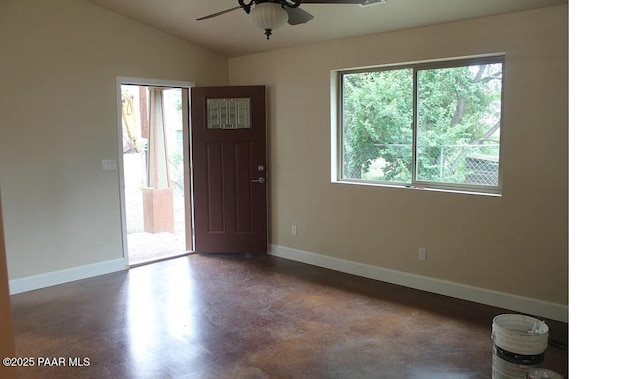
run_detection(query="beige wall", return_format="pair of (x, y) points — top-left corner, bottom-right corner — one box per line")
(229, 5), (568, 305)
(0, 0), (227, 279)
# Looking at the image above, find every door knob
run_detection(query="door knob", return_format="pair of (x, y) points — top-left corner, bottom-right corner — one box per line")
(251, 177), (265, 184)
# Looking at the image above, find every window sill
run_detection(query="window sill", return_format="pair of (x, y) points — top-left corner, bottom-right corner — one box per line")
(333, 179), (502, 197)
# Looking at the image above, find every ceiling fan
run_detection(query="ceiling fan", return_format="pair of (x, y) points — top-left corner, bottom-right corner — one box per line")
(196, 0), (368, 39)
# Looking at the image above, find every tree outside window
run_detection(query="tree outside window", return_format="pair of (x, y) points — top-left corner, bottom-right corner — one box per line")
(340, 56), (504, 194)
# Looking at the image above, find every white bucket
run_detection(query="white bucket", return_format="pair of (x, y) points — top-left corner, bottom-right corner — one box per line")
(492, 352), (530, 379)
(492, 314), (548, 365)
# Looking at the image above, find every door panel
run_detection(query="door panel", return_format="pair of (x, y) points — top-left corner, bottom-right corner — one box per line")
(205, 142), (224, 232)
(191, 86), (267, 253)
(234, 142), (253, 233)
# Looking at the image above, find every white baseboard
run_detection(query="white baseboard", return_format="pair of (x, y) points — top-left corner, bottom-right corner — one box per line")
(269, 245), (568, 323)
(9, 258), (127, 295)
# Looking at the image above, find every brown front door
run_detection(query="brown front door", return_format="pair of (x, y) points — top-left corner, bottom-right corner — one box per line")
(191, 86), (267, 253)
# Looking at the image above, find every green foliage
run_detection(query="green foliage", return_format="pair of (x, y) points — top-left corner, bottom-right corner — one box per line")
(342, 68), (413, 182)
(341, 62), (503, 185)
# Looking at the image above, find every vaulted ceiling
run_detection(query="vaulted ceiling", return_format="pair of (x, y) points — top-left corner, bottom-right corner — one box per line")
(87, 0), (568, 57)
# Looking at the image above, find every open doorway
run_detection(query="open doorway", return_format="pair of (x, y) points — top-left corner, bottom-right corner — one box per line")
(118, 81), (193, 265)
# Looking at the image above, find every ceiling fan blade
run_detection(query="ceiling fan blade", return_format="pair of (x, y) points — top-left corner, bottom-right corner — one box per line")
(196, 6), (243, 21)
(300, 0), (365, 4)
(285, 7), (314, 25)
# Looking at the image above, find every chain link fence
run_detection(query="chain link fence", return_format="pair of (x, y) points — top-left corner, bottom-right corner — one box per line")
(344, 144), (499, 186)
(418, 144), (499, 186)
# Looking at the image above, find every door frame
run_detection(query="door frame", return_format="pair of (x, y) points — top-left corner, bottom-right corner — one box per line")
(115, 77), (195, 267)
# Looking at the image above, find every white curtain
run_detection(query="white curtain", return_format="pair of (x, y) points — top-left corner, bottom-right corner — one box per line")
(147, 88), (170, 189)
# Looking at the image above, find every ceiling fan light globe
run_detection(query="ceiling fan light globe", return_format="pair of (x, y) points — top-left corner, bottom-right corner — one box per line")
(250, 3), (289, 36)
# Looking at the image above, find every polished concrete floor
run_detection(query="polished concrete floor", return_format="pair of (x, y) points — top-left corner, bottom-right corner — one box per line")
(10, 254), (568, 378)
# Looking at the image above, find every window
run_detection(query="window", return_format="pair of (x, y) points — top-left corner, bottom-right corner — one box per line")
(338, 55), (504, 194)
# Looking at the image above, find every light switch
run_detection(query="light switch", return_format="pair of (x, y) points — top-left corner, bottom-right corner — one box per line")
(102, 159), (117, 171)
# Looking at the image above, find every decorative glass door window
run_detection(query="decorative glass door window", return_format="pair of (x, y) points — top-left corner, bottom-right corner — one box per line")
(207, 98), (251, 129)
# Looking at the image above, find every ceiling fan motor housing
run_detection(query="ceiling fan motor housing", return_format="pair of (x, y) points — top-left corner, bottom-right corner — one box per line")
(240, 0), (303, 12)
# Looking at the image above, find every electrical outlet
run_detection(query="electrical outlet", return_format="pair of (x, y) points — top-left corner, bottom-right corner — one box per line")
(291, 225), (297, 236)
(418, 248), (426, 261)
